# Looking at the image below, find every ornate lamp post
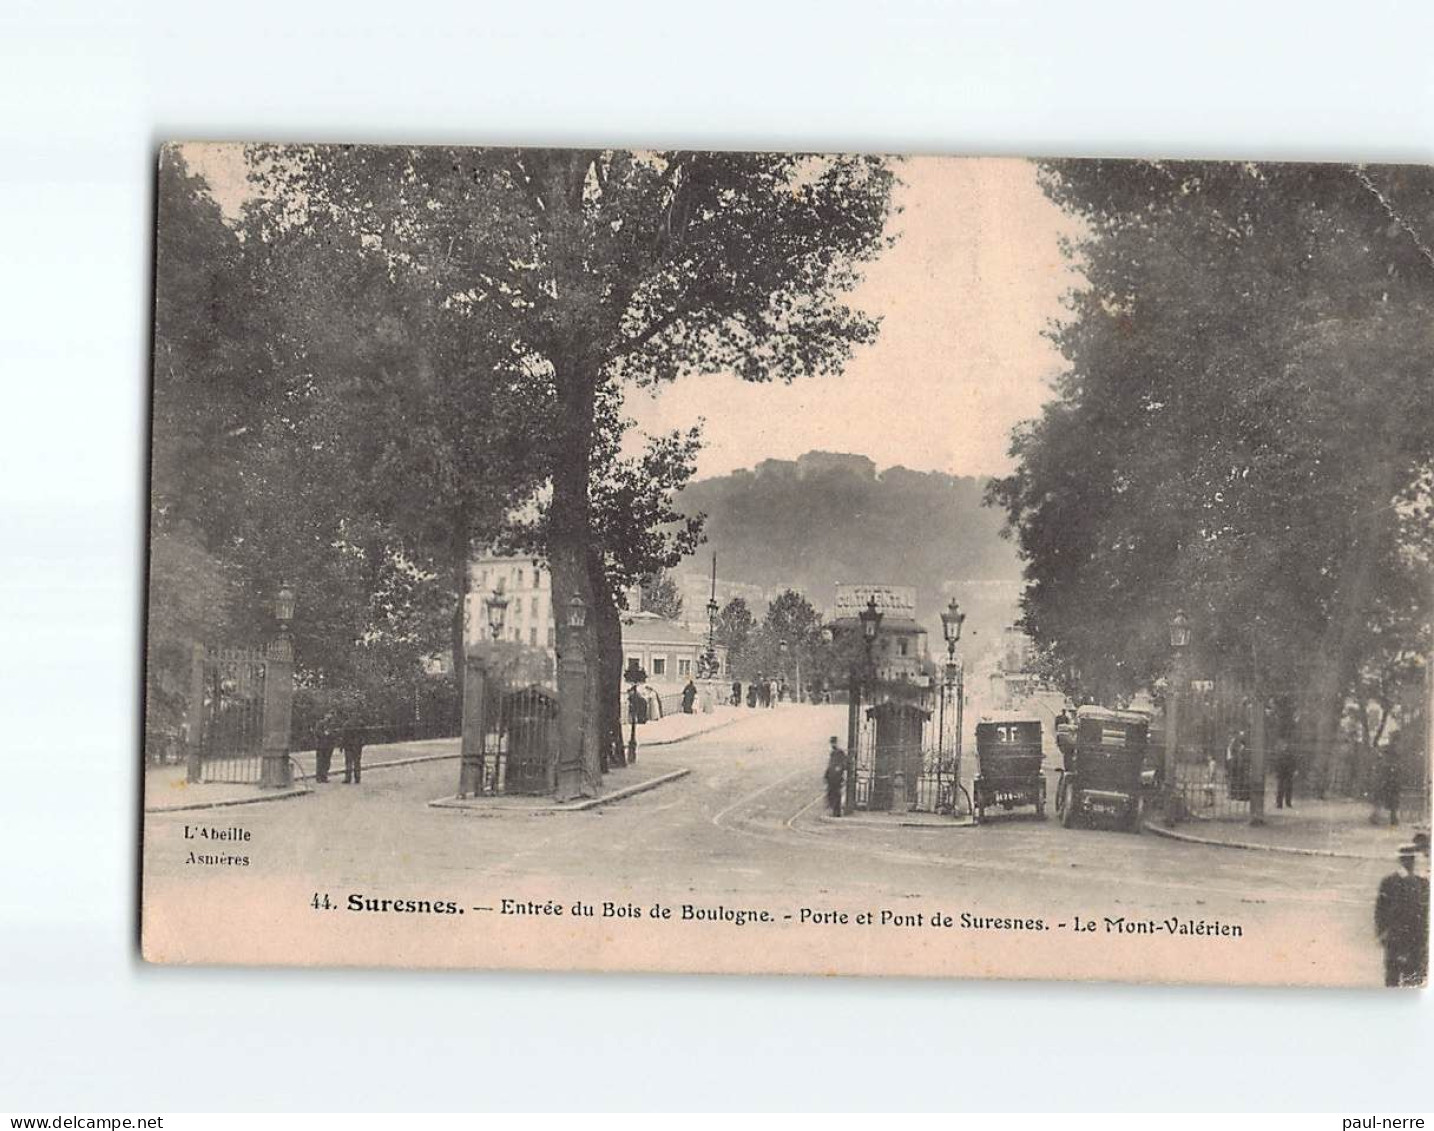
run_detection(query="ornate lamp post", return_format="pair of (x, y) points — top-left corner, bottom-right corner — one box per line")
(260, 581), (296, 789)
(937, 598), (966, 808)
(485, 587), (509, 641)
(850, 596), (884, 812)
(703, 593), (720, 679)
(624, 656), (647, 764)
(1164, 609), (1190, 826)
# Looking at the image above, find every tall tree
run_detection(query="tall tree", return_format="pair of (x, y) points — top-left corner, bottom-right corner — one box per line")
(989, 160), (1434, 774)
(716, 597), (757, 678)
(255, 146), (897, 798)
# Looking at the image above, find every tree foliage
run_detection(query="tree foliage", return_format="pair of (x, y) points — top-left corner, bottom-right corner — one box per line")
(989, 161), (1434, 748)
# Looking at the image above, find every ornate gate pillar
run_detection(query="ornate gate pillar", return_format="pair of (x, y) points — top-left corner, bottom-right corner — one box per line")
(260, 635), (294, 789)
(458, 652), (489, 797)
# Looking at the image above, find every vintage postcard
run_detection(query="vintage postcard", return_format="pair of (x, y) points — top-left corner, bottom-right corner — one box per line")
(141, 144), (1431, 987)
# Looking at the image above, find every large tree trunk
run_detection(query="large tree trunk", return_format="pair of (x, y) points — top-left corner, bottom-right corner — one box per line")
(549, 364), (603, 800)
(588, 550), (625, 770)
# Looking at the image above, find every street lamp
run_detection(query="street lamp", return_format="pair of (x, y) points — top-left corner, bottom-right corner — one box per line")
(779, 638), (789, 701)
(850, 597), (884, 813)
(485, 587), (509, 641)
(704, 594), (720, 679)
(938, 599), (966, 813)
(1165, 609), (1190, 825)
(624, 657), (647, 764)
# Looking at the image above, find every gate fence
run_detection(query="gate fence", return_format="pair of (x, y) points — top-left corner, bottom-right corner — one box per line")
(850, 679), (969, 816)
(195, 646), (268, 784)
(460, 682), (559, 797)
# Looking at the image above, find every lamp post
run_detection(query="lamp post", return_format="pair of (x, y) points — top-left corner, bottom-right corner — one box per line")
(260, 581), (296, 789)
(850, 596), (884, 812)
(938, 599), (966, 808)
(624, 657), (646, 764)
(1165, 609), (1190, 826)
(703, 594), (720, 678)
(779, 638), (789, 702)
(703, 553), (720, 679)
(485, 587), (509, 641)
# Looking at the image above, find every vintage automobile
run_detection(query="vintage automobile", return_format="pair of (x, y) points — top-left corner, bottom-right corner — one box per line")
(973, 715), (1046, 823)
(1055, 705), (1149, 832)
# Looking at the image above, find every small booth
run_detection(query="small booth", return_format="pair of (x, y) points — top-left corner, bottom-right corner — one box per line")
(865, 700), (932, 811)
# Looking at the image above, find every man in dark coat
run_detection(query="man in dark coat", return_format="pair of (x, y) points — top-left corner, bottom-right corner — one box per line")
(1273, 738), (1298, 810)
(731, 680), (741, 707)
(340, 722), (365, 784)
(313, 709), (337, 784)
(681, 679), (697, 715)
(824, 737), (847, 817)
(1375, 834), (1429, 987)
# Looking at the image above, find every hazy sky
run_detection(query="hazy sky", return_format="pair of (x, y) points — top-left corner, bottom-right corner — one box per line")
(184, 148), (1080, 480)
(625, 156), (1081, 480)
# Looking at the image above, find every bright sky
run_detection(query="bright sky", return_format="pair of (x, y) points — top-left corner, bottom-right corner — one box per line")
(624, 156), (1081, 479)
(183, 148), (1080, 479)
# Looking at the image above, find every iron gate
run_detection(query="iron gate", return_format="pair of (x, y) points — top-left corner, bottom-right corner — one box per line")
(850, 681), (969, 816)
(465, 683), (559, 796)
(197, 646), (268, 783)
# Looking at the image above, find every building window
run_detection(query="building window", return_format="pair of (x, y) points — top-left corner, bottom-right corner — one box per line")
(516, 569), (525, 588)
(652, 657), (667, 676)
(514, 596), (523, 616)
(530, 627), (538, 645)
(548, 627), (556, 647)
(899, 639), (908, 657)
(678, 659), (691, 676)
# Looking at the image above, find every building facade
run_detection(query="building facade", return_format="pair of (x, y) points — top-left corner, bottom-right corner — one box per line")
(830, 582), (930, 684)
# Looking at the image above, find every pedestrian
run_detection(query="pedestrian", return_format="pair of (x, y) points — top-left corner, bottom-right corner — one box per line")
(681, 678), (697, 715)
(340, 719), (365, 784)
(1226, 729), (1249, 802)
(746, 682), (758, 708)
(824, 737), (846, 817)
(1374, 833), (1429, 987)
(1375, 739), (1403, 826)
(731, 680), (741, 707)
(313, 708), (337, 784)
(1273, 737), (1298, 810)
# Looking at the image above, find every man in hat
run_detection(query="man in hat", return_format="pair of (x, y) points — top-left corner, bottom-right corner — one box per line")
(1374, 831), (1429, 987)
(824, 736), (847, 817)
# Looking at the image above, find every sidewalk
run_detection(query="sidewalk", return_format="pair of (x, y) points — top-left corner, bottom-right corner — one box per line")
(1145, 796), (1430, 860)
(143, 736), (461, 813)
(142, 764), (310, 813)
(430, 752), (691, 815)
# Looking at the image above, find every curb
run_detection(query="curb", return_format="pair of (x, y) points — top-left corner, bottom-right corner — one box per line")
(144, 786), (312, 814)
(429, 767), (692, 815)
(294, 751), (459, 782)
(816, 814), (977, 830)
(1141, 820), (1387, 861)
(636, 715), (741, 748)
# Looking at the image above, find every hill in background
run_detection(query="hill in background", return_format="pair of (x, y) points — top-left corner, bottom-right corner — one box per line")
(673, 452), (1024, 654)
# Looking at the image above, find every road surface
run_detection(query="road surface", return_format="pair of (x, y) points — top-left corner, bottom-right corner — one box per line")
(142, 704), (1394, 986)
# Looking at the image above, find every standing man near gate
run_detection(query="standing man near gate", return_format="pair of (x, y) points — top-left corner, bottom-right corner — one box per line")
(824, 736), (846, 817)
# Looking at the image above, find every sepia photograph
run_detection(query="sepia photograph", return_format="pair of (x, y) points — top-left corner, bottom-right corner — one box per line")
(139, 144), (1432, 988)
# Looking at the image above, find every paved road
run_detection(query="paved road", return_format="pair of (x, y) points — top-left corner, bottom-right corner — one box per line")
(143, 704), (1393, 985)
